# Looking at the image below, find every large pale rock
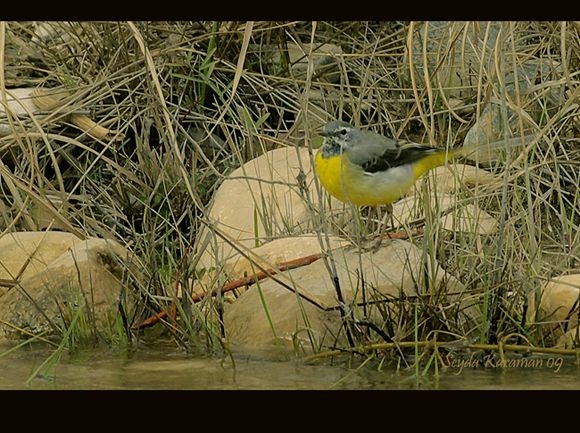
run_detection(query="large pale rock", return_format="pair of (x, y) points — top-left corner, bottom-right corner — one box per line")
(392, 192), (498, 235)
(198, 146), (343, 269)
(0, 231), (82, 297)
(390, 165), (499, 235)
(527, 274), (580, 343)
(191, 235), (350, 301)
(429, 164), (499, 194)
(224, 239), (473, 351)
(226, 235), (350, 282)
(0, 231), (130, 339)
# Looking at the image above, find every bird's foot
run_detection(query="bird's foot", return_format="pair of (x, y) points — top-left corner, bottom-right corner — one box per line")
(360, 234), (392, 253)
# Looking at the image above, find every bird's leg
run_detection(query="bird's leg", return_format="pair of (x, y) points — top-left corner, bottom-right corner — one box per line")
(355, 206), (377, 249)
(370, 203), (394, 251)
(350, 205), (367, 246)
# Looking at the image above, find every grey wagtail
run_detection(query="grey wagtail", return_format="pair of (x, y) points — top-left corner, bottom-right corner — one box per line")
(315, 120), (531, 207)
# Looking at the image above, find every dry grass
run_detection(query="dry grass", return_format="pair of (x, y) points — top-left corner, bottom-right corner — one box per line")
(0, 21), (578, 357)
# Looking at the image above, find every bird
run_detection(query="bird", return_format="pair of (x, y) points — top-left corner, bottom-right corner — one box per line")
(315, 120), (458, 207)
(314, 120), (534, 247)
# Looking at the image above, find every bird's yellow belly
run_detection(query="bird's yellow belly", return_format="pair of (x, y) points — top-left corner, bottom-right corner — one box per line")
(314, 151), (416, 206)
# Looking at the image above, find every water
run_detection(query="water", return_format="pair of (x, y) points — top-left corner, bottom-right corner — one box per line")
(1, 341), (579, 389)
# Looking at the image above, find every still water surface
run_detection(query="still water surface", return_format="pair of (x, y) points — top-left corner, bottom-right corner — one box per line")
(1, 341), (579, 390)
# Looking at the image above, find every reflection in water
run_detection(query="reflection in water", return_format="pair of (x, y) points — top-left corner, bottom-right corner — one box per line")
(0, 342), (578, 390)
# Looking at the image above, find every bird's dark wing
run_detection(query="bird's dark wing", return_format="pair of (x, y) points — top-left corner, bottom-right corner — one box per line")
(360, 145), (440, 173)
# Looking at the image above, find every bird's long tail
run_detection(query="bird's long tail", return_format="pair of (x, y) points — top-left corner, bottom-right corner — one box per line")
(453, 133), (538, 159)
(412, 133), (538, 178)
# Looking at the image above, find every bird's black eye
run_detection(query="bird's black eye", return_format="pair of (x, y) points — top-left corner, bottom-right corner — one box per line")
(339, 128), (347, 136)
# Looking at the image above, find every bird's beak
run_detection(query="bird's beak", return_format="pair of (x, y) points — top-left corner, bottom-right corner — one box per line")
(320, 131), (329, 137)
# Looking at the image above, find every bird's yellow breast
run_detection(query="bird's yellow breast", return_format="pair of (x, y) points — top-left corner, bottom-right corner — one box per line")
(314, 151), (348, 202)
(314, 150), (419, 206)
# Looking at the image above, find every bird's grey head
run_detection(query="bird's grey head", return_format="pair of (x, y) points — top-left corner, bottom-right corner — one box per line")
(320, 121), (358, 153)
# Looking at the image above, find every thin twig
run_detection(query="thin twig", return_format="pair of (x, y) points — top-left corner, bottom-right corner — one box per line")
(303, 339), (580, 362)
(133, 253), (324, 330)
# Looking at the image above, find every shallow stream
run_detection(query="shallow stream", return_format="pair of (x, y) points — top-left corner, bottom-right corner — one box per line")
(1, 341), (578, 390)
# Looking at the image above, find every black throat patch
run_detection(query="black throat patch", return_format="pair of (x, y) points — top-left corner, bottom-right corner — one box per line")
(321, 138), (343, 158)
